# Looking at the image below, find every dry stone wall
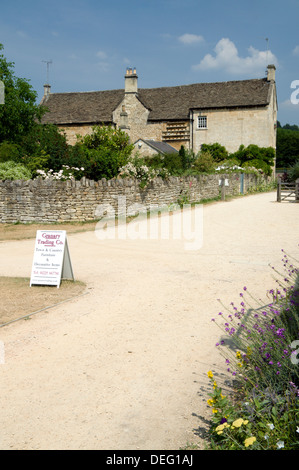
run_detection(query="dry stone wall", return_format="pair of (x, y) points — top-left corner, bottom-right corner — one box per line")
(0, 173), (265, 224)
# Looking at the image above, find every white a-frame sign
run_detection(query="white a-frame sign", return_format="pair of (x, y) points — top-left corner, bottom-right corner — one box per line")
(30, 230), (74, 288)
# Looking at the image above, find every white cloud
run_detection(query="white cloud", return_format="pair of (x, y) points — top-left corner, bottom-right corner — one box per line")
(16, 30), (28, 39)
(96, 50), (107, 60)
(178, 33), (204, 45)
(193, 38), (278, 75)
(293, 45), (299, 56)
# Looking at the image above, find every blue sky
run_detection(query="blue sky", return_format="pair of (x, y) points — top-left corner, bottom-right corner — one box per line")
(1, 0), (299, 125)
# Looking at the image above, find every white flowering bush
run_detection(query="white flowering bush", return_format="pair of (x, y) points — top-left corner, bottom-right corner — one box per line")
(36, 165), (84, 181)
(119, 157), (169, 188)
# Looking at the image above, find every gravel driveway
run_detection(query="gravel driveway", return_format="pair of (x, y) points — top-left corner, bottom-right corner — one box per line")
(0, 191), (298, 450)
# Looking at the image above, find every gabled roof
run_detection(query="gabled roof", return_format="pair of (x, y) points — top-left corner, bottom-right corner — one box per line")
(135, 139), (178, 155)
(41, 89), (124, 125)
(40, 78), (273, 125)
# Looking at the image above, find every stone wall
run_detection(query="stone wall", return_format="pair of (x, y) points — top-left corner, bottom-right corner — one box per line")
(0, 173), (266, 224)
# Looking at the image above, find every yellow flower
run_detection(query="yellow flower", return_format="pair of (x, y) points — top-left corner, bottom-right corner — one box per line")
(244, 436), (256, 447)
(215, 424), (224, 432)
(237, 362), (243, 368)
(215, 423), (230, 433)
(213, 381), (217, 389)
(236, 351), (242, 359)
(207, 399), (214, 407)
(207, 371), (214, 379)
(212, 408), (218, 414)
(232, 418), (244, 428)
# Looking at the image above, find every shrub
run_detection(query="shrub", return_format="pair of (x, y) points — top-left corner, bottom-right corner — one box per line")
(119, 155), (169, 188)
(231, 144), (275, 176)
(287, 160), (299, 181)
(0, 160), (31, 180)
(242, 159), (271, 176)
(200, 143), (229, 162)
(193, 150), (216, 173)
(206, 248), (299, 450)
(145, 152), (185, 175)
(76, 125), (134, 180)
(179, 146), (196, 170)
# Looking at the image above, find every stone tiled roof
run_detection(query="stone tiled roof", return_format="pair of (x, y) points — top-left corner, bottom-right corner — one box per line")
(41, 78), (272, 125)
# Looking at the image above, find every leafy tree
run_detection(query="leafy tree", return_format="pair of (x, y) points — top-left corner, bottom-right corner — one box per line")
(0, 44), (45, 143)
(276, 128), (299, 168)
(74, 125), (134, 180)
(21, 123), (70, 172)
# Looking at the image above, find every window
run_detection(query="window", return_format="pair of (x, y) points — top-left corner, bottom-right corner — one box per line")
(197, 116), (207, 129)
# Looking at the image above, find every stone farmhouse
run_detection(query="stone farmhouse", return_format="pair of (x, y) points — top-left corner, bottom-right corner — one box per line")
(40, 65), (277, 156)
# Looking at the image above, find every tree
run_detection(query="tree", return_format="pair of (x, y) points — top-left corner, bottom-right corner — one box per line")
(73, 125), (134, 180)
(276, 128), (299, 168)
(0, 43), (45, 143)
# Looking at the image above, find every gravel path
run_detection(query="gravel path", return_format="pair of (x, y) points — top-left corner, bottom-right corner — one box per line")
(0, 192), (298, 450)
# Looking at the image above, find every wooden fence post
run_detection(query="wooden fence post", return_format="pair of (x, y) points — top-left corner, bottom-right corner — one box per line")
(277, 177), (281, 202)
(296, 178), (299, 203)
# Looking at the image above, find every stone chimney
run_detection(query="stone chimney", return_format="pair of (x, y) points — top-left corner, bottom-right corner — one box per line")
(267, 64), (276, 82)
(43, 83), (51, 97)
(124, 67), (138, 94)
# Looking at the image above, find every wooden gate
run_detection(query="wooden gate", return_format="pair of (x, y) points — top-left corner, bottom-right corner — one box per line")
(277, 177), (299, 202)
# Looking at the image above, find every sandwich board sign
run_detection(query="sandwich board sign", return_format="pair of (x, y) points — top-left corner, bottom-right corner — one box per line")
(30, 230), (74, 288)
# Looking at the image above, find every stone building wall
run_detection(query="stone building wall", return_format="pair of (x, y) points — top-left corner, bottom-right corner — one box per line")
(113, 94), (163, 144)
(0, 173), (266, 224)
(192, 105), (276, 155)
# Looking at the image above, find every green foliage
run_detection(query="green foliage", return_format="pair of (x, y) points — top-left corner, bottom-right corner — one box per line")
(0, 141), (22, 162)
(241, 159), (270, 175)
(276, 128), (299, 168)
(178, 145), (196, 170)
(0, 44), (45, 144)
(145, 152), (185, 175)
(21, 123), (69, 172)
(80, 125), (133, 156)
(74, 126), (134, 180)
(200, 143), (229, 162)
(193, 150), (216, 173)
(0, 160), (31, 180)
(119, 154), (170, 189)
(206, 250), (299, 450)
(21, 150), (50, 177)
(230, 144), (275, 176)
(287, 160), (299, 181)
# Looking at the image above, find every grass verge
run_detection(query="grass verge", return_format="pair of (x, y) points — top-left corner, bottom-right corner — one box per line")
(0, 276), (86, 326)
